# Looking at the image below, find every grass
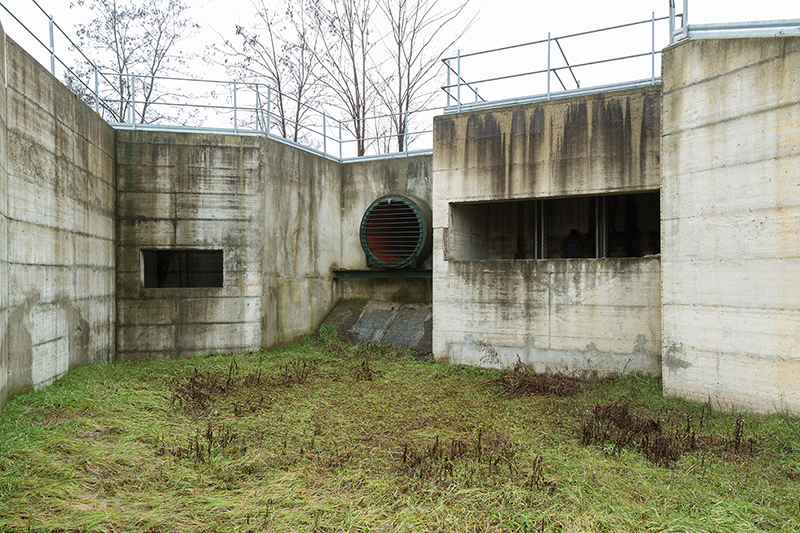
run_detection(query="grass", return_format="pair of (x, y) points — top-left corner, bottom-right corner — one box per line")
(1, 328), (799, 532)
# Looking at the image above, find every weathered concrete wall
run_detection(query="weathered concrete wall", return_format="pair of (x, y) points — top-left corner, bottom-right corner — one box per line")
(337, 156), (433, 303)
(261, 139), (343, 347)
(116, 131), (264, 359)
(434, 258), (661, 373)
(0, 23), (8, 410)
(432, 86), (661, 214)
(661, 37), (800, 413)
(0, 25), (116, 406)
(433, 87), (662, 373)
(117, 130), (432, 357)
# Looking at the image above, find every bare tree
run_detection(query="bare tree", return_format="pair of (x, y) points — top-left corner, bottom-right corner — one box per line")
(215, 0), (324, 143)
(310, 0), (379, 156)
(377, 0), (472, 151)
(68, 0), (197, 123)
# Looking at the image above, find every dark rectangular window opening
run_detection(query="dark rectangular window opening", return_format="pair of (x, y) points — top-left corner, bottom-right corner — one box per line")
(448, 192), (660, 260)
(141, 249), (224, 288)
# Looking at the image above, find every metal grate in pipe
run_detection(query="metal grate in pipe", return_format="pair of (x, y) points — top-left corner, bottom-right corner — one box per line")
(359, 195), (432, 269)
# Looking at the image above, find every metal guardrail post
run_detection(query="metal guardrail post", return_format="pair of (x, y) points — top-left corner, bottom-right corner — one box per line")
(233, 80), (238, 134)
(547, 33), (551, 100)
(446, 59), (451, 107)
(404, 111), (408, 153)
(131, 73), (136, 128)
(457, 50), (461, 112)
(48, 15), (54, 76)
(323, 113), (327, 155)
(652, 12), (656, 82)
(339, 120), (342, 161)
(683, 0), (689, 39)
(266, 86), (271, 137)
(94, 67), (99, 114)
(255, 84), (261, 130)
(669, 0), (675, 44)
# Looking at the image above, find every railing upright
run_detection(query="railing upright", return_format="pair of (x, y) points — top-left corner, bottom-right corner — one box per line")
(457, 50), (461, 111)
(404, 111), (409, 153)
(652, 12), (656, 82)
(669, 0), (675, 43)
(131, 73), (136, 128)
(446, 60), (451, 107)
(546, 33), (551, 100)
(266, 86), (271, 137)
(233, 80), (238, 134)
(48, 15), (54, 76)
(683, 0), (689, 39)
(323, 113), (327, 156)
(255, 84), (262, 131)
(94, 67), (99, 114)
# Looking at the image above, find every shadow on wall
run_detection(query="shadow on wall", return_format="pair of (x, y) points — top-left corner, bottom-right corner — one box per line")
(3, 293), (90, 399)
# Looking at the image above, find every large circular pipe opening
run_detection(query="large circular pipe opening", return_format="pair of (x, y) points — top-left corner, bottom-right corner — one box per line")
(359, 195), (432, 269)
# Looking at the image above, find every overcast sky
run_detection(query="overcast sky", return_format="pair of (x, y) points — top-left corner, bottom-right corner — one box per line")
(5, 0), (798, 58)
(1, 0), (797, 129)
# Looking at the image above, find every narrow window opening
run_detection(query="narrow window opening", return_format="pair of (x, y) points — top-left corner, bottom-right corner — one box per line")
(448, 192), (659, 260)
(141, 249), (224, 288)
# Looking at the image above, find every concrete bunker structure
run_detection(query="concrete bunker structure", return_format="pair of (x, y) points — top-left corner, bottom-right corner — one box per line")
(433, 85), (663, 379)
(1, 16), (799, 415)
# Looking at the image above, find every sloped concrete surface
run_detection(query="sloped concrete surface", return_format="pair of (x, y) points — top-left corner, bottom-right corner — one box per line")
(322, 299), (432, 354)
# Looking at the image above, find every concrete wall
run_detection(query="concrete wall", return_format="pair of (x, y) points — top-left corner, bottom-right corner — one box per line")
(0, 23), (8, 410)
(432, 86), (662, 373)
(434, 258), (661, 373)
(0, 24), (117, 408)
(337, 156), (433, 303)
(116, 131), (265, 359)
(265, 149), (434, 346)
(0, 20), (434, 401)
(661, 36), (800, 413)
(116, 129), (433, 359)
(261, 139), (343, 348)
(433, 86), (661, 209)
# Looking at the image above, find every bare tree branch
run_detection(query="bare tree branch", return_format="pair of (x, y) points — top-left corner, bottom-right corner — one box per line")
(68, 0), (198, 124)
(376, 0), (473, 151)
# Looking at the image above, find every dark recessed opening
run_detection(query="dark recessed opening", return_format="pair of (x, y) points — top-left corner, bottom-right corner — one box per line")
(448, 192), (660, 260)
(142, 249), (223, 288)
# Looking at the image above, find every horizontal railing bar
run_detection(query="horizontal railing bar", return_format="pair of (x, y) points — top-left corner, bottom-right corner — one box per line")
(674, 19), (800, 40)
(442, 15), (671, 61)
(443, 78), (661, 115)
(441, 50), (662, 89)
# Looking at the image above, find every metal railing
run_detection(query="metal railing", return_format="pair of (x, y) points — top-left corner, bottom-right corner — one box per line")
(6, 1), (797, 156)
(98, 72), (439, 161)
(669, 0), (800, 41)
(441, 12), (679, 113)
(0, 0), (437, 161)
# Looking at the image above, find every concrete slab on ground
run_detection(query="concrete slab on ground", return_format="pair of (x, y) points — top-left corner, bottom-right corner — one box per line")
(321, 299), (432, 354)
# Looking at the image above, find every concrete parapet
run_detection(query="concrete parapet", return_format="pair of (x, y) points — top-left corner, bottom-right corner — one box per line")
(432, 85), (661, 211)
(661, 36), (800, 413)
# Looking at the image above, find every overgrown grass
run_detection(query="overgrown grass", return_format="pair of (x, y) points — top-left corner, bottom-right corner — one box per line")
(1, 329), (799, 532)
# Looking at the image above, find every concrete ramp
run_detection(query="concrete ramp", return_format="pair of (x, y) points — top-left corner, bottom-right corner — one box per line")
(321, 299), (432, 354)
